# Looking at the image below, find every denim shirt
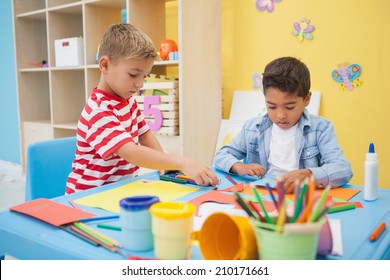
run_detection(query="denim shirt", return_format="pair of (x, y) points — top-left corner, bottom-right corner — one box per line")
(214, 109), (353, 187)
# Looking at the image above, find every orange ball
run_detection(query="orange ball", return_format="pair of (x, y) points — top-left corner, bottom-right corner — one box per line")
(159, 39), (178, 60)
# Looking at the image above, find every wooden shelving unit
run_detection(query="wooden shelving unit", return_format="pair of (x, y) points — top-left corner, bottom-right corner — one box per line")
(12, 0), (221, 170)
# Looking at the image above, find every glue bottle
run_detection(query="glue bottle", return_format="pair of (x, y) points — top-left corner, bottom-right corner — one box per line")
(364, 142), (378, 201)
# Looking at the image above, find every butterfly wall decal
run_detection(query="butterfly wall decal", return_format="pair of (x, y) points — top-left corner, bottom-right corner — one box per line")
(252, 72), (263, 91)
(256, 0), (282, 13)
(331, 63), (363, 91)
(292, 18), (315, 42)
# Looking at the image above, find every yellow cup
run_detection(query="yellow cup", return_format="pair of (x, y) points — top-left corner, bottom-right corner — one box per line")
(150, 201), (195, 260)
(192, 212), (258, 260)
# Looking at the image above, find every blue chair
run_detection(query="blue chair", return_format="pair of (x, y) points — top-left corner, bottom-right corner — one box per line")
(25, 137), (77, 201)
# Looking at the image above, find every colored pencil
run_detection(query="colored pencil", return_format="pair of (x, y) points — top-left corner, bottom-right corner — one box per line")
(60, 225), (99, 246)
(291, 182), (307, 222)
(250, 183), (273, 224)
(226, 175), (238, 185)
(296, 195), (318, 223)
(313, 202), (332, 222)
(247, 199), (266, 222)
(77, 215), (119, 223)
(276, 201), (286, 233)
(68, 198), (81, 210)
(70, 224), (116, 252)
(73, 221), (121, 247)
(277, 181), (285, 211)
(264, 180), (278, 210)
(97, 224), (122, 231)
(234, 192), (256, 219)
(307, 175), (316, 206)
(308, 185), (331, 222)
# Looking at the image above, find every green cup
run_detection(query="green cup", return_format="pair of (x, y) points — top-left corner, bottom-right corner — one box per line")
(250, 219), (323, 260)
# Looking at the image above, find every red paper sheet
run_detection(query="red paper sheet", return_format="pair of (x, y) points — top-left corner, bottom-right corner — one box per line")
(10, 198), (96, 226)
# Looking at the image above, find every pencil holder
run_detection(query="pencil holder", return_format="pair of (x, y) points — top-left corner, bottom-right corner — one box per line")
(119, 195), (159, 251)
(150, 202), (195, 259)
(250, 219), (324, 260)
(192, 212), (258, 260)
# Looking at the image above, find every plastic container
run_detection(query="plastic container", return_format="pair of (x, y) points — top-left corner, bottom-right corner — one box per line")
(364, 142), (378, 201)
(119, 195), (159, 251)
(192, 212), (258, 260)
(150, 202), (195, 260)
(250, 219), (324, 260)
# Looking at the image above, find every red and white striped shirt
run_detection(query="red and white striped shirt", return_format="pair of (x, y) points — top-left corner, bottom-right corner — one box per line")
(66, 88), (149, 194)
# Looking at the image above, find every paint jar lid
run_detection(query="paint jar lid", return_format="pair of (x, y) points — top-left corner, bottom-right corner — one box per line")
(150, 202), (195, 220)
(119, 195), (160, 211)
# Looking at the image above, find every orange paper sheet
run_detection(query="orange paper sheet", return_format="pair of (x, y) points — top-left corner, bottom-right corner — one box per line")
(221, 182), (245, 192)
(10, 198), (96, 226)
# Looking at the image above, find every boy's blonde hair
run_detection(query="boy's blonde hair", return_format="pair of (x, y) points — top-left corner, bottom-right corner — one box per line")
(99, 23), (159, 63)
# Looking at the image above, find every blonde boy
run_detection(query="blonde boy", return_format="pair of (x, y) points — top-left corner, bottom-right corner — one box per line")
(66, 24), (218, 193)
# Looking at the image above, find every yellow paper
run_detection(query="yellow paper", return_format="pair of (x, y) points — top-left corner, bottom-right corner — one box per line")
(75, 180), (199, 213)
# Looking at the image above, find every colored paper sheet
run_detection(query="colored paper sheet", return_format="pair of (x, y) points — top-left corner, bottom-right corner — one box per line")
(241, 184), (270, 196)
(247, 197), (277, 214)
(188, 190), (275, 216)
(75, 179), (199, 213)
(10, 198), (96, 227)
(221, 182), (245, 192)
(189, 190), (237, 216)
(252, 174), (278, 188)
(328, 187), (360, 201)
(213, 167), (277, 187)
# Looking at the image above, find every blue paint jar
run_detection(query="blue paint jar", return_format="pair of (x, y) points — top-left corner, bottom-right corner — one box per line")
(119, 195), (159, 251)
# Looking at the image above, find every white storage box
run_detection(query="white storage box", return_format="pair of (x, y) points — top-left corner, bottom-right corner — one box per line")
(54, 37), (84, 67)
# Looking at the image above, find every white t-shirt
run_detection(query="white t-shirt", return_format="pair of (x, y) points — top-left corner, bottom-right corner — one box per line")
(268, 123), (298, 177)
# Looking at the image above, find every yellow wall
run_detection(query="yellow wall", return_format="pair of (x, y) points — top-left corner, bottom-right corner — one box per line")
(221, 0), (390, 189)
(165, 0), (389, 189)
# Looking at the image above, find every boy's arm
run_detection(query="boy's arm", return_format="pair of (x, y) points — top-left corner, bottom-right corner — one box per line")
(214, 121), (251, 172)
(309, 122), (353, 187)
(116, 141), (219, 186)
(138, 130), (164, 152)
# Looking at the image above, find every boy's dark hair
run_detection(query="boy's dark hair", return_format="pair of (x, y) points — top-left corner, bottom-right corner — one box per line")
(262, 57), (311, 98)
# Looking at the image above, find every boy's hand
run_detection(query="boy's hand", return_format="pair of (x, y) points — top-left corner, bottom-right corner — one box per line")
(281, 169), (312, 193)
(230, 162), (266, 178)
(181, 159), (219, 187)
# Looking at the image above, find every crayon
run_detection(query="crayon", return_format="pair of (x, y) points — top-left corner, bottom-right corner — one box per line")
(369, 222), (386, 242)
